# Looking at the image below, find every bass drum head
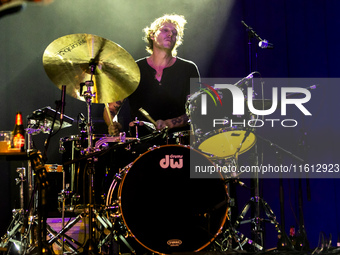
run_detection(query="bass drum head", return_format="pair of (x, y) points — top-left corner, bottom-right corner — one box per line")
(118, 145), (228, 254)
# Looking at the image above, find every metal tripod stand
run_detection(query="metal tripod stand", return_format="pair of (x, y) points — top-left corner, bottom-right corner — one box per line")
(211, 129), (266, 252)
(0, 167), (29, 254)
(46, 64), (137, 254)
(0, 120), (53, 254)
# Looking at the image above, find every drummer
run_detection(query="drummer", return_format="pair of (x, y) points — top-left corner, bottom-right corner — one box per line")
(104, 14), (200, 139)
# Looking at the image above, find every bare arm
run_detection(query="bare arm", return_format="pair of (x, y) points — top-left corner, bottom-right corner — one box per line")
(155, 114), (189, 130)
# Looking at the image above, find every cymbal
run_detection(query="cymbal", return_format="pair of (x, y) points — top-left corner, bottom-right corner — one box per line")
(42, 33), (140, 103)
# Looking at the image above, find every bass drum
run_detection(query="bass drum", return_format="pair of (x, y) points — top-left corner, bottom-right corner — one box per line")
(107, 145), (228, 254)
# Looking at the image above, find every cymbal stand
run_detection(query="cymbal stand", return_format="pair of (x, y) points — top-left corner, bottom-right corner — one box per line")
(78, 63), (121, 253)
(46, 71), (101, 253)
(49, 63), (141, 253)
(79, 63), (98, 253)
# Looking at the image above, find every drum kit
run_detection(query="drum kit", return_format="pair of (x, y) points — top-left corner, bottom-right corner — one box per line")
(0, 33), (288, 255)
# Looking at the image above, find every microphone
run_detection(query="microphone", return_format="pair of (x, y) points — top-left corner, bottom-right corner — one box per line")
(307, 84), (319, 90)
(60, 85), (66, 122)
(234, 72), (258, 89)
(258, 39), (274, 49)
(286, 84), (319, 98)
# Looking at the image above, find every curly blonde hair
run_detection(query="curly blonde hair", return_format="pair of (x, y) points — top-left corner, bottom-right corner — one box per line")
(143, 14), (187, 56)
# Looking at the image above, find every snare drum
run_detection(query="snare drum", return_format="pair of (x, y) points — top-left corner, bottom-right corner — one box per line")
(106, 145), (228, 254)
(186, 88), (256, 158)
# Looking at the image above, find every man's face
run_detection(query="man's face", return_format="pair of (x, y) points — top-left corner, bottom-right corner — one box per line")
(152, 22), (178, 51)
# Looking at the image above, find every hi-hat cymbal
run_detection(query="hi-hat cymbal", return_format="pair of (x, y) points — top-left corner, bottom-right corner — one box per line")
(42, 33), (140, 103)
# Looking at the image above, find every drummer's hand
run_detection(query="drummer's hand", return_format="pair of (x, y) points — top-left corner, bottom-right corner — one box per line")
(155, 120), (170, 130)
(129, 120), (145, 127)
(108, 121), (122, 136)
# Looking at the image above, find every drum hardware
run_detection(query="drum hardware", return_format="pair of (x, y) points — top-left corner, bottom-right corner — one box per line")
(166, 130), (192, 145)
(226, 129), (293, 252)
(27, 104), (73, 254)
(94, 132), (138, 151)
(209, 161), (265, 252)
(0, 105), (74, 254)
(296, 128), (311, 251)
(186, 69), (291, 251)
(46, 214), (86, 252)
(15, 167), (26, 212)
(77, 113), (87, 134)
(27, 106), (73, 133)
(26, 149), (55, 254)
(213, 217), (263, 252)
(46, 223), (81, 254)
(217, 133), (300, 252)
(41, 33), (141, 253)
(253, 134), (304, 251)
(0, 167), (27, 253)
(241, 20), (277, 249)
(77, 64), (104, 253)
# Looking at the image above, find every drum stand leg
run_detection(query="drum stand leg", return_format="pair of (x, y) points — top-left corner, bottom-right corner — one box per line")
(233, 194), (292, 252)
(213, 172), (264, 252)
(214, 217), (263, 252)
(102, 173), (136, 255)
(0, 166), (37, 254)
(46, 208), (117, 254)
(105, 219), (136, 255)
(0, 167), (23, 252)
(0, 209), (24, 253)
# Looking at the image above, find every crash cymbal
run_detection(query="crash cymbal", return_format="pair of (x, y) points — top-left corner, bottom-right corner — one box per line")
(42, 33), (140, 103)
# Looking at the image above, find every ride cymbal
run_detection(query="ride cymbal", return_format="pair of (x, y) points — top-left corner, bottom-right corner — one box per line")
(42, 33), (140, 103)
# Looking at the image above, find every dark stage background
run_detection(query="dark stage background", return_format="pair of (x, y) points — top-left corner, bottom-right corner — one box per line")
(0, 0), (339, 252)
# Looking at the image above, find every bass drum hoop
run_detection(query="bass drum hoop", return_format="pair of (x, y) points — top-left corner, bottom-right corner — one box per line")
(117, 144), (228, 254)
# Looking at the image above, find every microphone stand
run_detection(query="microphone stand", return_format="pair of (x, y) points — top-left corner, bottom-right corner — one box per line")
(239, 21), (277, 250)
(297, 128), (311, 251)
(256, 134), (304, 250)
(241, 20), (262, 248)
